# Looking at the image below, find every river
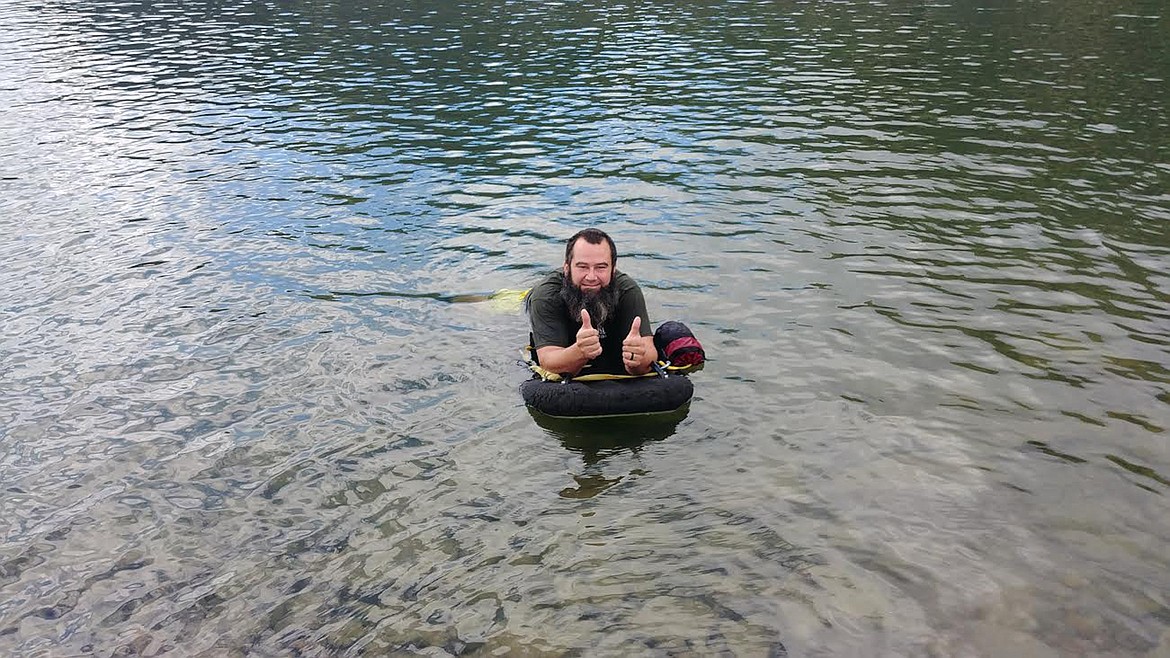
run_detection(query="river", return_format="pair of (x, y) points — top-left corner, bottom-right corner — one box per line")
(1, 0), (1168, 655)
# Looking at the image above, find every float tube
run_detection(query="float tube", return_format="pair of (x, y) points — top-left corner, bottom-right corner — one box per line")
(520, 321), (704, 419)
(520, 373), (694, 419)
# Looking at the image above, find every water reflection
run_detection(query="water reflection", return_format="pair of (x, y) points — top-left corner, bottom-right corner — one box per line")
(529, 406), (690, 452)
(528, 406), (689, 498)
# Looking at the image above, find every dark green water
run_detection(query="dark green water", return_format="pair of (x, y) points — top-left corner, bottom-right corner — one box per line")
(2, 1), (1167, 655)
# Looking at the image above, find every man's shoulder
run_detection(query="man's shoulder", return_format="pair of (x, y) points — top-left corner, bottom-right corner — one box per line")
(533, 269), (563, 295)
(529, 270), (563, 300)
(614, 271), (642, 293)
(528, 271), (570, 348)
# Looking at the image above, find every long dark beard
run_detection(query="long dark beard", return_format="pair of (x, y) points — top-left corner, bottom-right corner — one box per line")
(560, 274), (618, 330)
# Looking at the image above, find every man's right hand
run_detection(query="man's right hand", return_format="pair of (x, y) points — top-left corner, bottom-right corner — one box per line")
(576, 309), (602, 360)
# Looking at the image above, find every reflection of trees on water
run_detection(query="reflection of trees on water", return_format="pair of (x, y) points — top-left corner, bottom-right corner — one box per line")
(47, 0), (1169, 245)
(52, 0), (1168, 145)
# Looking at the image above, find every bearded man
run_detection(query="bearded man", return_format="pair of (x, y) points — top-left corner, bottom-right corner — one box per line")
(527, 228), (656, 377)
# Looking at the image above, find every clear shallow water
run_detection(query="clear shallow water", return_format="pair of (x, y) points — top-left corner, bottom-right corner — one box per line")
(1, 0), (1168, 655)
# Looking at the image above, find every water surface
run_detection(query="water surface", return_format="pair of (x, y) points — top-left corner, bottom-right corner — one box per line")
(2, 0), (1168, 655)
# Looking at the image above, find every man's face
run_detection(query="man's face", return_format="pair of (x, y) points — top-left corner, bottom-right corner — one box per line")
(563, 238), (613, 293)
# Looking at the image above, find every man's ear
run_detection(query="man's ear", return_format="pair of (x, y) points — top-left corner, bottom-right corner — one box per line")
(562, 263), (569, 277)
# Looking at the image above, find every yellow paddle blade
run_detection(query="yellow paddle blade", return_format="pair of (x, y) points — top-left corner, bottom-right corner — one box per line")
(487, 288), (530, 313)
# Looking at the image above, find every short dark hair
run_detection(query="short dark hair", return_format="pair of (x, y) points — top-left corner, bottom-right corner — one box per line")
(564, 228), (617, 266)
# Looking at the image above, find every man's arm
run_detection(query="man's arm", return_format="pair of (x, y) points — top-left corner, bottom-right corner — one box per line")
(536, 344), (591, 377)
(615, 276), (655, 375)
(536, 309), (602, 377)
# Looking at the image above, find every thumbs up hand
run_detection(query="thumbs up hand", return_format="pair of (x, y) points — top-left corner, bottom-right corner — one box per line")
(626, 316), (641, 340)
(575, 309), (602, 360)
(622, 316), (647, 373)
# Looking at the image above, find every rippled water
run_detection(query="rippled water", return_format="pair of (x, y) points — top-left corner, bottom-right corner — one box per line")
(2, 0), (1168, 655)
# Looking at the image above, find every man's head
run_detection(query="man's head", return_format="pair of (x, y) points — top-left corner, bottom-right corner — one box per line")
(560, 228), (619, 327)
(562, 228), (617, 291)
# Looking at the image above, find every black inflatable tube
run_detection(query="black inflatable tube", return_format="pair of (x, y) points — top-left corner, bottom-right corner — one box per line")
(521, 375), (694, 418)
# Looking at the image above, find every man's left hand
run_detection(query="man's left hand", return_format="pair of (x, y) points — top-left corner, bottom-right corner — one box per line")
(622, 317), (649, 374)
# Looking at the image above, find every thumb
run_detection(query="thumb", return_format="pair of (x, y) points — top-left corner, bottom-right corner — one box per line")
(580, 309), (592, 329)
(627, 316), (641, 338)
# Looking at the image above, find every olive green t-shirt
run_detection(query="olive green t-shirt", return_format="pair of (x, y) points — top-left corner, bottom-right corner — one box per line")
(528, 270), (652, 375)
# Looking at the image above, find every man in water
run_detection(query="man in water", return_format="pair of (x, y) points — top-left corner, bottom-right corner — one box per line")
(527, 228), (656, 377)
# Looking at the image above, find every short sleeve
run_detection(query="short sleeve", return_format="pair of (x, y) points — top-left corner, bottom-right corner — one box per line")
(528, 274), (573, 348)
